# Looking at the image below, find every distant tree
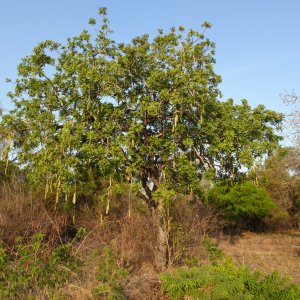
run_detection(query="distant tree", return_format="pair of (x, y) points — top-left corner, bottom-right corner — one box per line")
(257, 147), (300, 227)
(280, 89), (300, 142)
(276, 88), (300, 224)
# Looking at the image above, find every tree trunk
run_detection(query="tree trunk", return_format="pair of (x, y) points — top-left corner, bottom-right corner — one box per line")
(140, 173), (168, 270)
(153, 200), (168, 271)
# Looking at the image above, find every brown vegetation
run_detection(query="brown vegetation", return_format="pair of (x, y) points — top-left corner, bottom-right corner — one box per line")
(0, 177), (74, 248)
(0, 174), (299, 299)
(215, 231), (300, 284)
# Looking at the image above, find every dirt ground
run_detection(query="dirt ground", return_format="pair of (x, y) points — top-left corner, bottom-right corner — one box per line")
(214, 230), (300, 283)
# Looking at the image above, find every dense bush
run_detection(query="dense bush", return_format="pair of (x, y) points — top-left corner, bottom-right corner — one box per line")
(0, 232), (82, 299)
(207, 182), (275, 227)
(160, 259), (300, 300)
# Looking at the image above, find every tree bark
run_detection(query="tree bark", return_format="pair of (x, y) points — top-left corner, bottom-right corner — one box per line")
(140, 173), (168, 270)
(153, 200), (168, 271)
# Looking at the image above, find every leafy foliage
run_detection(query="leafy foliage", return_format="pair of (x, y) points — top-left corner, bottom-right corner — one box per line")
(203, 236), (224, 263)
(160, 259), (300, 300)
(0, 233), (81, 299)
(0, 7), (282, 208)
(206, 99), (283, 181)
(93, 246), (128, 300)
(208, 182), (275, 226)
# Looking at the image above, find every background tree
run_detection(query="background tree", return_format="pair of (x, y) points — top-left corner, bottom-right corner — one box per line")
(280, 89), (300, 142)
(257, 147), (300, 227)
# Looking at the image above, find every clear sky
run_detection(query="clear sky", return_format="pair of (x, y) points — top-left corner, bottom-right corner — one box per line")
(1, 0), (300, 124)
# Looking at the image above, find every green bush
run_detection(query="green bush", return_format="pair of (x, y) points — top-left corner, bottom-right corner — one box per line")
(207, 182), (275, 227)
(203, 236), (224, 264)
(93, 246), (128, 300)
(160, 259), (300, 300)
(0, 232), (82, 299)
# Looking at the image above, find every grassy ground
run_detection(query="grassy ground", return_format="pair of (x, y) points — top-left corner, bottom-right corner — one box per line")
(215, 230), (300, 283)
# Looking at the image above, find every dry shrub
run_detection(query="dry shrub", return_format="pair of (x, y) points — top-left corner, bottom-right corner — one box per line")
(0, 176), (76, 249)
(74, 202), (156, 269)
(170, 196), (223, 264)
(124, 264), (165, 300)
(263, 207), (296, 232)
(50, 280), (95, 300)
(0, 177), (45, 246)
(72, 194), (131, 257)
(115, 211), (156, 270)
(64, 212), (157, 299)
(68, 197), (159, 299)
(0, 181), (224, 299)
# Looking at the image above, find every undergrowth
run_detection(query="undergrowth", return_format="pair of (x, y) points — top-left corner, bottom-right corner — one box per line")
(93, 245), (129, 300)
(0, 178), (299, 299)
(161, 239), (300, 300)
(0, 230), (84, 299)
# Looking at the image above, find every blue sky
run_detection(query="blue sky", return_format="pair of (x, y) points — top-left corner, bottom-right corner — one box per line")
(1, 0), (299, 123)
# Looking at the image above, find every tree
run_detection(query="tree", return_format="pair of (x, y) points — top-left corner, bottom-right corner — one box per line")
(280, 89), (300, 142)
(257, 147), (300, 226)
(202, 99), (282, 182)
(0, 8), (283, 268)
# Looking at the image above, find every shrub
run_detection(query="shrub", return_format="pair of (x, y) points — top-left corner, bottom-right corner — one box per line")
(0, 232), (82, 299)
(208, 182), (275, 228)
(160, 259), (300, 300)
(264, 207), (295, 231)
(93, 245), (128, 300)
(203, 236), (224, 264)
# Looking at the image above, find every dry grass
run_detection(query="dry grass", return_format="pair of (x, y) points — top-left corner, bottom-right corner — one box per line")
(214, 230), (300, 283)
(124, 264), (165, 300)
(170, 196), (223, 265)
(65, 197), (160, 299)
(69, 196), (223, 299)
(3, 177), (298, 298)
(0, 177), (78, 252)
